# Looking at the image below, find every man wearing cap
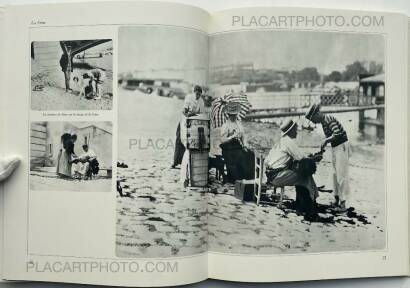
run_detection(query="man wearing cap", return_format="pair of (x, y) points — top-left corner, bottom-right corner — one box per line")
(265, 119), (322, 220)
(179, 85), (206, 186)
(182, 85), (205, 117)
(172, 85), (204, 170)
(305, 104), (350, 212)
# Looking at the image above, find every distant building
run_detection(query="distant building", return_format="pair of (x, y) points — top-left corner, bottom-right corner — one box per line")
(30, 122), (112, 170)
(358, 74), (385, 138)
(359, 73), (385, 105)
(120, 67), (206, 88)
(246, 80), (290, 93)
(323, 81), (358, 91)
(294, 80), (321, 89)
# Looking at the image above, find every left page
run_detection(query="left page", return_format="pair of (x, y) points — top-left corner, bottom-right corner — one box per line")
(1, 2), (210, 286)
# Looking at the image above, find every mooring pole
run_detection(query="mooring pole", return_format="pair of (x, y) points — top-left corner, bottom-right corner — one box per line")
(358, 110), (365, 132)
(376, 107), (385, 138)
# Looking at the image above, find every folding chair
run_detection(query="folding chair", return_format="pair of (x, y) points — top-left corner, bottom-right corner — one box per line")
(254, 152), (285, 207)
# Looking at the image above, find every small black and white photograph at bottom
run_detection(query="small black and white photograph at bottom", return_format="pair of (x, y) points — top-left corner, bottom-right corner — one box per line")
(31, 39), (113, 110)
(207, 30), (385, 254)
(30, 121), (113, 192)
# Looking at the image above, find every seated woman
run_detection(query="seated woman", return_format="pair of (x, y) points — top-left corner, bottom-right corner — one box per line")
(264, 119), (322, 220)
(220, 102), (254, 183)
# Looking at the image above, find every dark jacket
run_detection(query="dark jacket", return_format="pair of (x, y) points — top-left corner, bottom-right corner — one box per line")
(59, 54), (73, 72)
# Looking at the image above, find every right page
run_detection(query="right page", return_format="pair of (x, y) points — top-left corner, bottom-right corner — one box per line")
(207, 7), (408, 282)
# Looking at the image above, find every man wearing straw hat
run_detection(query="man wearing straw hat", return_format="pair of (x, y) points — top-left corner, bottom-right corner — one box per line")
(305, 104), (350, 212)
(265, 119), (322, 220)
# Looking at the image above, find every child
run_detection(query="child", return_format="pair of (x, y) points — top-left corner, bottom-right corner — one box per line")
(305, 104), (350, 212)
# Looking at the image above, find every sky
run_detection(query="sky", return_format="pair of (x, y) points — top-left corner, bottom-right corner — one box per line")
(118, 27), (384, 80)
(118, 26), (208, 84)
(209, 30), (385, 74)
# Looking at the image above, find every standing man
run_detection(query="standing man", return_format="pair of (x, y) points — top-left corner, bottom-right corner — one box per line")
(171, 85), (204, 169)
(59, 43), (74, 92)
(179, 85), (204, 187)
(305, 104), (350, 212)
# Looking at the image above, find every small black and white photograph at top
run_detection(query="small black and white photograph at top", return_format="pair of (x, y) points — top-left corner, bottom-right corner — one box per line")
(31, 39), (113, 110)
(30, 121), (113, 192)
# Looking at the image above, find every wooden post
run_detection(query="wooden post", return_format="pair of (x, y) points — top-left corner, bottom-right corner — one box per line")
(376, 108), (385, 138)
(358, 110), (365, 132)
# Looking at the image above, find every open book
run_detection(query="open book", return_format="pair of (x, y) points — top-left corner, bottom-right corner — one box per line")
(0, 1), (409, 286)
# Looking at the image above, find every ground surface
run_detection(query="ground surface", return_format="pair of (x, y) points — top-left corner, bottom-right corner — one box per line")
(30, 167), (112, 192)
(116, 89), (385, 258)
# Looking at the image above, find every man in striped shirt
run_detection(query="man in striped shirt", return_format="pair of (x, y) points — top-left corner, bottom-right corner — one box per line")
(306, 104), (350, 212)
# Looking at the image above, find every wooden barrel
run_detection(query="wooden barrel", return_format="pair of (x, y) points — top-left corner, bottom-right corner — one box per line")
(189, 150), (209, 187)
(186, 114), (210, 150)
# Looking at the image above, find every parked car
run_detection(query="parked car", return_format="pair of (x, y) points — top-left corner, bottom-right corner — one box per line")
(157, 82), (186, 99)
(122, 79), (155, 93)
(122, 78), (188, 99)
(138, 81), (156, 94)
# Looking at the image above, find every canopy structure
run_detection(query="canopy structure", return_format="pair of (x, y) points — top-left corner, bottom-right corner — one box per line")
(359, 73), (385, 84)
(60, 39), (111, 56)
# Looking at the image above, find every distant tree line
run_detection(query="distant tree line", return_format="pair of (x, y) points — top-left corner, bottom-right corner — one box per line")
(209, 60), (384, 85)
(324, 61), (384, 82)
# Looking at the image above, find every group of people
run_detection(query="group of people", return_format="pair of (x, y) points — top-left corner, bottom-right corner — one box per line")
(59, 44), (105, 100)
(172, 86), (254, 187)
(172, 84), (351, 219)
(56, 133), (99, 180)
(265, 103), (350, 218)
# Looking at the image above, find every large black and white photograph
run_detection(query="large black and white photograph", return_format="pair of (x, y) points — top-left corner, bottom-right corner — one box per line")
(207, 30), (385, 254)
(116, 27), (386, 258)
(116, 26), (208, 257)
(31, 39), (113, 110)
(30, 121), (113, 192)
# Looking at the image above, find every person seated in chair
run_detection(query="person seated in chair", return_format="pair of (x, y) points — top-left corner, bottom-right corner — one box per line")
(220, 102), (254, 183)
(73, 144), (98, 180)
(264, 119), (322, 220)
